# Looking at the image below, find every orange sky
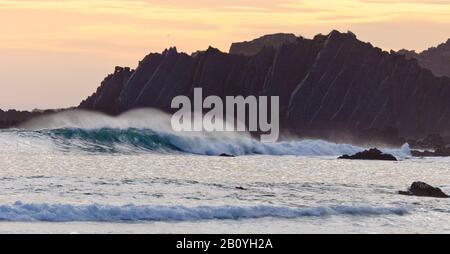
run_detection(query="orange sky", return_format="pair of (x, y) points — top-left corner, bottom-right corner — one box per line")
(1, 0), (450, 110)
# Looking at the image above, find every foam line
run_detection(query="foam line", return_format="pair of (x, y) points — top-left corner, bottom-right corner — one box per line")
(0, 202), (409, 222)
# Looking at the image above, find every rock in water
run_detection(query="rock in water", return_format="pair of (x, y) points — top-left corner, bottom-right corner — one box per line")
(219, 153), (235, 157)
(399, 182), (449, 198)
(411, 146), (450, 157)
(338, 148), (397, 161)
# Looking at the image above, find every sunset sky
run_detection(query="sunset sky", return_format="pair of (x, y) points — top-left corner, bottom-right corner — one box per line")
(1, 0), (450, 110)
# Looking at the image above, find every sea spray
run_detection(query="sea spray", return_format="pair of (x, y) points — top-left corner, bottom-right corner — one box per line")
(0, 109), (412, 157)
(0, 127), (411, 157)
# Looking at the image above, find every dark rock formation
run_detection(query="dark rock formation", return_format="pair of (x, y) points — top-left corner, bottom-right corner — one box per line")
(411, 146), (450, 157)
(219, 153), (235, 157)
(398, 39), (450, 78)
(408, 134), (446, 150)
(409, 133), (450, 157)
(79, 66), (134, 115)
(339, 148), (397, 161)
(286, 31), (450, 138)
(399, 182), (449, 198)
(229, 33), (297, 56)
(79, 30), (450, 140)
(0, 109), (60, 129)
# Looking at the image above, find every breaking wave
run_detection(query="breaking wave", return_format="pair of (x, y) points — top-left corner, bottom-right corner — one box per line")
(0, 127), (411, 157)
(0, 202), (409, 222)
(0, 109), (411, 157)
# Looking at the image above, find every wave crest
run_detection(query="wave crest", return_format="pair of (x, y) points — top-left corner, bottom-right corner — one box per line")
(0, 109), (411, 157)
(0, 127), (411, 156)
(0, 202), (409, 222)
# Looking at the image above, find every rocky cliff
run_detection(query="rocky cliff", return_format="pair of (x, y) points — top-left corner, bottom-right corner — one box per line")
(229, 33), (297, 56)
(79, 30), (450, 140)
(0, 109), (58, 129)
(398, 39), (450, 78)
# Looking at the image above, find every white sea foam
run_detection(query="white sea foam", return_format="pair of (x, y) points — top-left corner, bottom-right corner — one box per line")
(0, 202), (409, 222)
(0, 128), (411, 157)
(0, 109), (412, 157)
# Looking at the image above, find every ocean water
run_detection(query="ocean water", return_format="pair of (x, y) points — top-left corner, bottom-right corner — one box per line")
(0, 110), (449, 234)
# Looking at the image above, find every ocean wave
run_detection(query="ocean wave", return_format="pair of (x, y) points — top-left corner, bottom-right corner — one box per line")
(0, 128), (411, 157)
(0, 109), (411, 157)
(0, 202), (409, 222)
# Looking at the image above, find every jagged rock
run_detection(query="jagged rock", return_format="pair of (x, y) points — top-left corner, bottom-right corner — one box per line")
(399, 182), (449, 198)
(79, 66), (134, 115)
(408, 133), (450, 157)
(398, 39), (450, 78)
(6, 32), (450, 138)
(0, 109), (60, 129)
(408, 134), (446, 150)
(411, 146), (450, 157)
(423, 134), (445, 148)
(229, 33), (297, 56)
(79, 30), (450, 139)
(338, 148), (397, 161)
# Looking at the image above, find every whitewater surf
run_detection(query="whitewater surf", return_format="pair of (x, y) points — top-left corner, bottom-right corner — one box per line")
(2, 109), (444, 234)
(1, 109), (412, 157)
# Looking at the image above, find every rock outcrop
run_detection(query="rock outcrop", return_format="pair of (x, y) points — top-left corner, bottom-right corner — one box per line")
(408, 134), (446, 150)
(0, 109), (59, 129)
(79, 30), (450, 140)
(219, 153), (235, 157)
(79, 66), (134, 114)
(411, 146), (450, 157)
(409, 134), (450, 157)
(398, 39), (450, 78)
(399, 182), (449, 198)
(229, 33), (297, 56)
(338, 148), (397, 161)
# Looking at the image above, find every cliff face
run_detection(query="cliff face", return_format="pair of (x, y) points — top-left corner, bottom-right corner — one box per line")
(229, 33), (298, 56)
(398, 39), (450, 78)
(79, 30), (450, 139)
(287, 31), (450, 137)
(80, 66), (134, 113)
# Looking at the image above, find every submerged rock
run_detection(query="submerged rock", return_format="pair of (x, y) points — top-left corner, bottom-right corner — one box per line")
(399, 182), (449, 198)
(219, 153), (235, 157)
(338, 148), (397, 161)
